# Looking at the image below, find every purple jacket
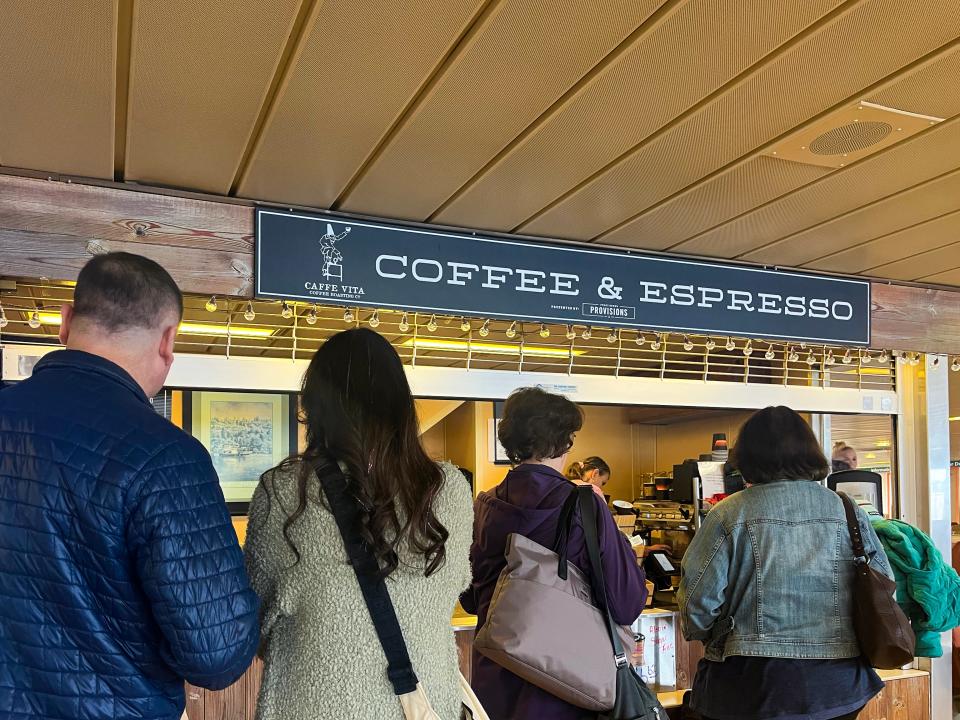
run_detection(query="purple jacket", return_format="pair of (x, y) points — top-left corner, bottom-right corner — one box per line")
(461, 465), (647, 720)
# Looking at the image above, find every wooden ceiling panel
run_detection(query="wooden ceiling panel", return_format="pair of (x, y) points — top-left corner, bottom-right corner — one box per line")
(600, 156), (830, 250)
(0, 0), (115, 178)
(806, 209), (960, 274)
(432, 0), (841, 233)
(869, 241), (960, 281)
(338, 0), (662, 221)
(743, 169), (960, 266)
(518, 0), (960, 242)
(124, 0), (301, 194)
(673, 112), (960, 259)
(236, 0), (486, 207)
(921, 267), (960, 286)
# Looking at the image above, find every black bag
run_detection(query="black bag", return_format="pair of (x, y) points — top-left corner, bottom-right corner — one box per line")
(838, 492), (916, 669)
(575, 486), (667, 720)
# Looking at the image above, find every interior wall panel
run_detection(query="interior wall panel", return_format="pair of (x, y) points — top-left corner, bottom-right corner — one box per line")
(600, 156), (830, 250)
(124, 0), (301, 194)
(338, 0), (662, 220)
(806, 209), (960, 274)
(743, 168), (960, 266)
(235, 0), (488, 207)
(0, 0), (116, 178)
(518, 0), (960, 242)
(672, 112), (960, 259)
(432, 0), (841, 233)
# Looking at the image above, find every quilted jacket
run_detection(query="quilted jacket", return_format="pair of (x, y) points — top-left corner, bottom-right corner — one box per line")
(0, 350), (260, 719)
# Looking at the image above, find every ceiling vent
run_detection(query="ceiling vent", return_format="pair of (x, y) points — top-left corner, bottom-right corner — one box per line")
(766, 101), (943, 169)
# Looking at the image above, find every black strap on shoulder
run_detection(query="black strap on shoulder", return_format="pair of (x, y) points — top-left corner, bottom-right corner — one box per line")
(553, 485), (580, 580)
(838, 491), (868, 564)
(575, 485), (630, 668)
(315, 461), (418, 696)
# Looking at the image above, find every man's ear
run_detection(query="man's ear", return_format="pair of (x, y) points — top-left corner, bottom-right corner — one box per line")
(159, 322), (177, 368)
(58, 304), (74, 346)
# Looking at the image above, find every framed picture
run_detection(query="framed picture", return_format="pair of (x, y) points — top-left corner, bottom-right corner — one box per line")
(185, 391), (296, 514)
(490, 402), (511, 465)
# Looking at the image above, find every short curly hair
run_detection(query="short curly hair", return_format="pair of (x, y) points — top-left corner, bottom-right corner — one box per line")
(498, 387), (583, 464)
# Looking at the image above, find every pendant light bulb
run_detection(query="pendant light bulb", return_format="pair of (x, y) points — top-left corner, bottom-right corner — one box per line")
(582, 327), (592, 341)
(243, 301), (256, 322)
(369, 310), (381, 329)
(806, 350), (816, 366)
(279, 301), (293, 319)
(725, 337), (736, 352)
(607, 330), (618, 344)
(705, 338), (716, 351)
(743, 340), (753, 357)
(505, 321), (517, 339)
(305, 305), (318, 325)
(205, 296), (218, 313)
(636, 333), (647, 347)
(0, 305), (7, 329)
(877, 350), (890, 364)
(460, 317), (471, 332)
(427, 315), (438, 333)
(650, 335), (663, 351)
(342, 307), (354, 324)
(842, 349), (852, 365)
(566, 325), (576, 341)
(399, 313), (410, 333)
(861, 350), (872, 364)
(764, 344), (776, 361)
(788, 347), (800, 363)
(28, 310), (41, 329)
(539, 323), (550, 339)
(951, 357), (960, 372)
(910, 352), (921, 366)
(682, 336), (694, 351)
(479, 319), (491, 338)
(825, 350), (835, 366)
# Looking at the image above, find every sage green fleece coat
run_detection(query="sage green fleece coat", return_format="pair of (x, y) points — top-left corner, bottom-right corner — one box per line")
(244, 461), (474, 720)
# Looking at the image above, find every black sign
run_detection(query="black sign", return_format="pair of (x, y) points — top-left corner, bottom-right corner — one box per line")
(255, 209), (871, 345)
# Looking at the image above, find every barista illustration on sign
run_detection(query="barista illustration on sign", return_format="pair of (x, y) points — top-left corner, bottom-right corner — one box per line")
(319, 223), (350, 281)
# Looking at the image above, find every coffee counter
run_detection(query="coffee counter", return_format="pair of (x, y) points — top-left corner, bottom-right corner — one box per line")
(185, 609), (931, 720)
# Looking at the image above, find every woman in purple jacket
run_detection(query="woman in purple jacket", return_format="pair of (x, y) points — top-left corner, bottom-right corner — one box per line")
(461, 387), (647, 720)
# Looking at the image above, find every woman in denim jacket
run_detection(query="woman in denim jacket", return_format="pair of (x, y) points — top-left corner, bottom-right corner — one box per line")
(679, 406), (894, 720)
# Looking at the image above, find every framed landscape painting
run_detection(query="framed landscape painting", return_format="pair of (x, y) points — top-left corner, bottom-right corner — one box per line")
(186, 391), (295, 514)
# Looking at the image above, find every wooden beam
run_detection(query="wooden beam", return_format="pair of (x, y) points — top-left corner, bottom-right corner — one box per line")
(3, 174), (960, 354)
(0, 174), (254, 296)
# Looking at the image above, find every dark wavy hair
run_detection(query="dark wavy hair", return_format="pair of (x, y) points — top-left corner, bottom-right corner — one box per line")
(272, 328), (448, 577)
(731, 406), (829, 485)
(498, 387), (583, 464)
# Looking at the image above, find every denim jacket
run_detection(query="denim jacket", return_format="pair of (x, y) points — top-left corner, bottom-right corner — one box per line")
(678, 480), (893, 662)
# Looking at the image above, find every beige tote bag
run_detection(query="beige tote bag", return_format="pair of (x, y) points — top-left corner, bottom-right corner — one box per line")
(474, 531), (636, 711)
(397, 673), (489, 720)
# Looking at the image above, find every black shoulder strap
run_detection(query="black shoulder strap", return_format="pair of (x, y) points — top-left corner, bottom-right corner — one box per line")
(553, 485), (580, 580)
(576, 485), (630, 668)
(838, 491), (868, 562)
(315, 462), (418, 696)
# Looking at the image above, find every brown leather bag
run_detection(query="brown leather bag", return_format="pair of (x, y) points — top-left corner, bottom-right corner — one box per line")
(838, 492), (916, 669)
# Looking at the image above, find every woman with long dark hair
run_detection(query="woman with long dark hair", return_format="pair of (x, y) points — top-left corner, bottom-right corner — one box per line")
(245, 329), (473, 719)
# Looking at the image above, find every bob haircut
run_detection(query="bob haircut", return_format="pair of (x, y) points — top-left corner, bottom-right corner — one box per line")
(731, 406), (829, 485)
(498, 387), (583, 465)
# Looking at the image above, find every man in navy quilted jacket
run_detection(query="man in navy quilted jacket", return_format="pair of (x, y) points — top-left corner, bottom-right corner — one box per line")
(0, 253), (259, 719)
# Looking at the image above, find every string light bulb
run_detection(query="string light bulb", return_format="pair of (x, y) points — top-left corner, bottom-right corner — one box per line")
(278, 301), (292, 319)
(951, 357), (960, 372)
(505, 321), (517, 339)
(806, 349), (816, 366)
(539, 323), (550, 339)
(842, 349), (852, 365)
(725, 337), (736, 352)
(825, 350), (835, 366)
(683, 335), (694, 351)
(607, 330), (618, 344)
(460, 317), (471, 332)
(650, 334), (663, 351)
(305, 305), (318, 325)
(635, 333), (647, 347)
(342, 307), (354, 324)
(877, 350), (890, 364)
(0, 304), (7, 329)
(565, 325), (576, 340)
(28, 310), (41, 329)
(788, 347), (800, 363)
(705, 338), (716, 351)
(478, 319), (491, 337)
(861, 350), (872, 364)
(582, 327), (592, 341)
(743, 340), (753, 357)
(243, 301), (256, 321)
(205, 296), (218, 313)
(399, 313), (410, 332)
(369, 310), (381, 329)
(909, 352), (921, 366)
(427, 315), (438, 333)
